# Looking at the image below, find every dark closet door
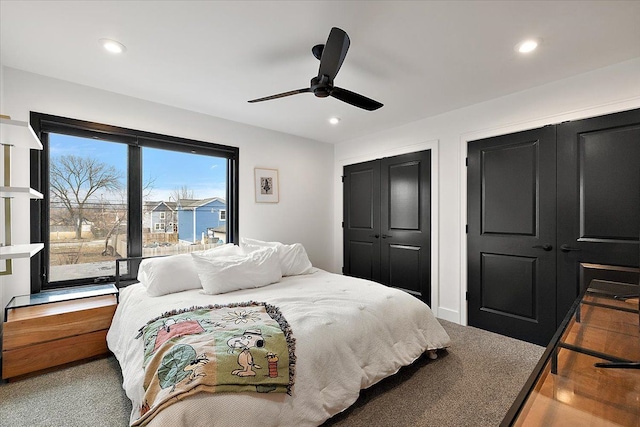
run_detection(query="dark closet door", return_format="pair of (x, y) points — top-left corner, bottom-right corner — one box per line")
(379, 151), (431, 303)
(344, 150), (432, 305)
(343, 159), (381, 282)
(467, 126), (557, 345)
(556, 109), (640, 320)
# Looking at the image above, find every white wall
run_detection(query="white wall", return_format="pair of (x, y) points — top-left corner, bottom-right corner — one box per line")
(0, 63), (4, 113)
(0, 67), (334, 312)
(334, 58), (640, 324)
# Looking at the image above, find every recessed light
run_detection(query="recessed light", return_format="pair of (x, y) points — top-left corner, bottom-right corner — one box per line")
(100, 38), (126, 54)
(515, 38), (541, 54)
(329, 117), (341, 125)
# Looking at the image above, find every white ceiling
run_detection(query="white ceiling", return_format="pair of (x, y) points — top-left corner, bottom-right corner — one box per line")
(2, 1), (640, 144)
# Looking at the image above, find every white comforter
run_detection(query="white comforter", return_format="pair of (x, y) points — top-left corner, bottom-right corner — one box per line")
(107, 270), (451, 426)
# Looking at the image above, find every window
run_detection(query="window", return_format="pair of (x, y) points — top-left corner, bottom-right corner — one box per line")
(30, 113), (239, 291)
(46, 135), (127, 282)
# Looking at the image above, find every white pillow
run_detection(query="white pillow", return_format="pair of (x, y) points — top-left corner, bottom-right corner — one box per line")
(278, 242), (314, 275)
(197, 243), (244, 257)
(240, 237), (280, 248)
(137, 253), (201, 297)
(192, 247), (282, 295)
(240, 238), (314, 276)
(137, 244), (244, 296)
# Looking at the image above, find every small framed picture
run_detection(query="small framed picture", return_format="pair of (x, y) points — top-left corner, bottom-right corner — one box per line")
(254, 168), (279, 203)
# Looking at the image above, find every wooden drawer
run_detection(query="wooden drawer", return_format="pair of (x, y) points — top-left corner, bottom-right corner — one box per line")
(3, 295), (117, 350)
(2, 329), (110, 378)
(2, 293), (117, 379)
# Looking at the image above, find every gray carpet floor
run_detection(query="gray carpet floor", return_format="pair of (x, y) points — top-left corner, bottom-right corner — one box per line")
(0, 320), (543, 427)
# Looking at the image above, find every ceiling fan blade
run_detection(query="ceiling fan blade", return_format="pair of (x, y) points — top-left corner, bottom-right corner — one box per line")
(248, 88), (311, 103)
(318, 27), (350, 80)
(330, 87), (383, 111)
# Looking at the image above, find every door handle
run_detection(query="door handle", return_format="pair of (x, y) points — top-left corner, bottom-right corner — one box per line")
(532, 244), (553, 251)
(381, 234), (393, 239)
(368, 234), (380, 239)
(560, 244), (581, 252)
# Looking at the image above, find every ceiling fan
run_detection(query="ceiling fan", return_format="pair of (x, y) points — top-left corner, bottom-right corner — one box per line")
(248, 27), (383, 111)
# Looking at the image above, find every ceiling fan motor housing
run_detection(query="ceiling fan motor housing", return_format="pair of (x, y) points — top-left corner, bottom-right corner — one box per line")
(311, 75), (332, 98)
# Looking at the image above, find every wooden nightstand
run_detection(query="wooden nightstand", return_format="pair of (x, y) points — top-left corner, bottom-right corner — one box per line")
(2, 284), (118, 380)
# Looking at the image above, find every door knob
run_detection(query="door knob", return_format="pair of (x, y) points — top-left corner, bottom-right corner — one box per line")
(368, 234), (380, 239)
(381, 234), (393, 239)
(560, 244), (581, 252)
(532, 244), (553, 251)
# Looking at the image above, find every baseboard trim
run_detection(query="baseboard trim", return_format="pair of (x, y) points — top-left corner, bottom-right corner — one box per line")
(437, 307), (459, 324)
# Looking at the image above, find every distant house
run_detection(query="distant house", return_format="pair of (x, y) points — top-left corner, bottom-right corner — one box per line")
(177, 197), (226, 243)
(143, 201), (177, 233)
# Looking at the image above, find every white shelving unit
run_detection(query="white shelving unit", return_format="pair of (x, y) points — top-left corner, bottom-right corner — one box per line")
(0, 243), (45, 260)
(0, 118), (42, 150)
(0, 116), (44, 273)
(0, 187), (43, 199)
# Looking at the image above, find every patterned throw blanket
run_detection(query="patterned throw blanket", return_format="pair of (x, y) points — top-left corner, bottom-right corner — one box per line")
(132, 301), (296, 426)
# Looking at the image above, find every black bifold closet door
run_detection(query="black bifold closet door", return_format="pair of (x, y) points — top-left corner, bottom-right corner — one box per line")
(343, 150), (431, 305)
(467, 108), (640, 345)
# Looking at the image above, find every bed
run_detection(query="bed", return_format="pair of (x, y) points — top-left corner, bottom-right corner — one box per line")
(107, 241), (451, 426)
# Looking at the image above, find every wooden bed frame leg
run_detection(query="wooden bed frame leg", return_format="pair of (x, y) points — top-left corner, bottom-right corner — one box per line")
(427, 350), (438, 360)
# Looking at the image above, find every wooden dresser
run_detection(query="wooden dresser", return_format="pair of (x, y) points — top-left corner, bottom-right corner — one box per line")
(2, 284), (118, 380)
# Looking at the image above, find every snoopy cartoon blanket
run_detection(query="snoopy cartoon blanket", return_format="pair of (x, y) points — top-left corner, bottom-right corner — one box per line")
(132, 301), (295, 426)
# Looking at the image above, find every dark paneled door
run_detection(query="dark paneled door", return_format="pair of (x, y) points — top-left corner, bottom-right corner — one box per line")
(556, 109), (640, 320)
(467, 126), (557, 345)
(344, 150), (431, 304)
(343, 159), (381, 282)
(380, 152), (432, 302)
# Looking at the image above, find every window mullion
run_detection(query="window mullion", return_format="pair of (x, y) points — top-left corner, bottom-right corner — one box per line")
(128, 144), (142, 259)
(227, 156), (239, 244)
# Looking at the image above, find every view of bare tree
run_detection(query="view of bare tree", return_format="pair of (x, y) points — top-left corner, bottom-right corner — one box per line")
(101, 213), (123, 256)
(50, 155), (122, 240)
(170, 185), (195, 202)
(143, 175), (157, 199)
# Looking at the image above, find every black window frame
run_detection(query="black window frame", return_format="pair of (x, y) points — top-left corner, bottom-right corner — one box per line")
(29, 112), (239, 293)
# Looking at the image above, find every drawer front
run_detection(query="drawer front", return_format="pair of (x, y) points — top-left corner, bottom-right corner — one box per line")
(2, 329), (110, 379)
(3, 304), (116, 350)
